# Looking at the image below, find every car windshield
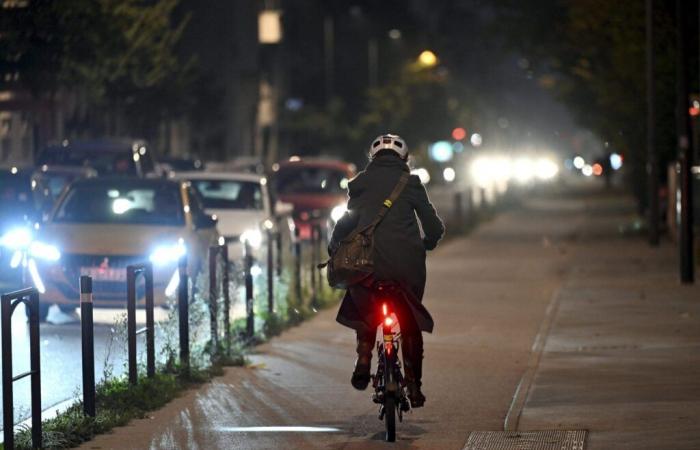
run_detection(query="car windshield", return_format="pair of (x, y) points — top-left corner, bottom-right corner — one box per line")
(54, 181), (184, 226)
(275, 167), (348, 194)
(191, 179), (263, 210)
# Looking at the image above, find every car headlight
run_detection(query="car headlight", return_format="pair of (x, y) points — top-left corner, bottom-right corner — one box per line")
(330, 203), (347, 223)
(149, 241), (186, 265)
(29, 241), (61, 261)
(0, 227), (32, 249)
(240, 229), (263, 249)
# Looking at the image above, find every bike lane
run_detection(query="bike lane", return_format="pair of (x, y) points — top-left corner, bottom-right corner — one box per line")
(79, 187), (589, 450)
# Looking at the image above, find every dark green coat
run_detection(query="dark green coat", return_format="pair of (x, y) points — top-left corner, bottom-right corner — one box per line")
(329, 154), (444, 333)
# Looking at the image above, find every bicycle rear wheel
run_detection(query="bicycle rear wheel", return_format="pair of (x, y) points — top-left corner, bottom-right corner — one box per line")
(384, 395), (396, 442)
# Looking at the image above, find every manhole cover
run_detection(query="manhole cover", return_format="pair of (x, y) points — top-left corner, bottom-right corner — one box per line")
(463, 430), (586, 450)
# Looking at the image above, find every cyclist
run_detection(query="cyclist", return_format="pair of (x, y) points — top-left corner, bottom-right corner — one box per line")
(329, 134), (444, 407)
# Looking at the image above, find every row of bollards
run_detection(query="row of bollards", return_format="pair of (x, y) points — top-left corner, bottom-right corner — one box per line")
(0, 223), (327, 450)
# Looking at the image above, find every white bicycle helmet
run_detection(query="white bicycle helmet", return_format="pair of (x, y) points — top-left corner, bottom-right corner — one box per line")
(368, 134), (408, 160)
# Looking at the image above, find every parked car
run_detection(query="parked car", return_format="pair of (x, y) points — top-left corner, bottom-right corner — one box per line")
(0, 167), (39, 285)
(32, 177), (219, 320)
(272, 158), (355, 239)
(37, 139), (160, 177)
(172, 171), (290, 259)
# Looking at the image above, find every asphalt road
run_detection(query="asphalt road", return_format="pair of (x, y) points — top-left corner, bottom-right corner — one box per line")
(81, 183), (587, 450)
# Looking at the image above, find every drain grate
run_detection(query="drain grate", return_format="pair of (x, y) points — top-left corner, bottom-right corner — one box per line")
(463, 430), (586, 450)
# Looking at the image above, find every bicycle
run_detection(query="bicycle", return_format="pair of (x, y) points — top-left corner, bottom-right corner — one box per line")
(370, 282), (411, 442)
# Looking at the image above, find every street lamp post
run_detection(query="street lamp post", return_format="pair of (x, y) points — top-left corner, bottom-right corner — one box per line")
(676, 0), (695, 283)
(647, 0), (660, 247)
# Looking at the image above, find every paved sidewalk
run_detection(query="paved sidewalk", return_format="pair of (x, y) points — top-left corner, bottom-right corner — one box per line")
(513, 193), (700, 449)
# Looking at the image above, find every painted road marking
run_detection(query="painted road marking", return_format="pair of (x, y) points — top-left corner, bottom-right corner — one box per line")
(216, 426), (341, 433)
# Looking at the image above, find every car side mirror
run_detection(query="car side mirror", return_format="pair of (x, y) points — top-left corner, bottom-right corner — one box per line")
(274, 200), (294, 217)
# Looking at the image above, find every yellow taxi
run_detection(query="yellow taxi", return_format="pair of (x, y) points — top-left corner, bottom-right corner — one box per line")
(29, 177), (219, 320)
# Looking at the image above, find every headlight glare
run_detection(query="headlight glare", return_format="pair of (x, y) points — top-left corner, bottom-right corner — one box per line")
(0, 227), (32, 249)
(150, 241), (186, 265)
(29, 241), (61, 261)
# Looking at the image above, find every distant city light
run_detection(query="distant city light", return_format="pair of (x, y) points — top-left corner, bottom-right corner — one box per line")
(443, 167), (456, 182)
(512, 157), (535, 184)
(582, 164), (593, 177)
(388, 29), (402, 40)
(610, 153), (623, 170)
(592, 163), (603, 176)
(411, 168), (431, 184)
(573, 156), (585, 169)
(451, 127), (467, 141)
(690, 100), (700, 117)
(470, 133), (483, 147)
(259, 10), (282, 44)
(535, 158), (559, 181)
(418, 50), (438, 68)
(429, 141), (453, 162)
(452, 142), (465, 153)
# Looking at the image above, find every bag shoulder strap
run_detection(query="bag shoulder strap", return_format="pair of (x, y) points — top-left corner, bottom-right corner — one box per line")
(349, 172), (409, 238)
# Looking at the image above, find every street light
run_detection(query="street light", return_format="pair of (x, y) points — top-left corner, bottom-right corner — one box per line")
(418, 50), (438, 68)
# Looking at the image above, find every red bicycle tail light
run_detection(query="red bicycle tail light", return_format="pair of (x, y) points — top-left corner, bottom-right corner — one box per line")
(384, 316), (394, 327)
(382, 303), (388, 317)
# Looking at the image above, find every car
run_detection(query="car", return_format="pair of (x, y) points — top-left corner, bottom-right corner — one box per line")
(37, 138), (160, 177)
(32, 177), (219, 320)
(272, 158), (356, 240)
(171, 171), (289, 260)
(0, 167), (39, 286)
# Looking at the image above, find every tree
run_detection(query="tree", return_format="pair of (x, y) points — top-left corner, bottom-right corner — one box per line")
(493, 0), (678, 209)
(0, 0), (192, 141)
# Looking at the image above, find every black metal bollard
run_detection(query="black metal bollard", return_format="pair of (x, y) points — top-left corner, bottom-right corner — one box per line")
(310, 225), (321, 309)
(2, 287), (42, 449)
(293, 227), (302, 307)
(208, 247), (219, 361)
(178, 255), (190, 374)
(221, 245), (231, 356)
(454, 191), (464, 229)
(244, 240), (254, 338)
(80, 276), (96, 417)
(126, 263), (155, 385)
(267, 228), (274, 313)
(275, 230), (282, 277)
(466, 186), (474, 224)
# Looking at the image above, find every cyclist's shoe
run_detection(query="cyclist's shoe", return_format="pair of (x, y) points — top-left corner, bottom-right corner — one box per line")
(406, 382), (425, 408)
(351, 340), (373, 390)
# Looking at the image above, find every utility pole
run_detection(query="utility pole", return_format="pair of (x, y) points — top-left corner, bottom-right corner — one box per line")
(647, 0), (660, 246)
(676, 0), (695, 283)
